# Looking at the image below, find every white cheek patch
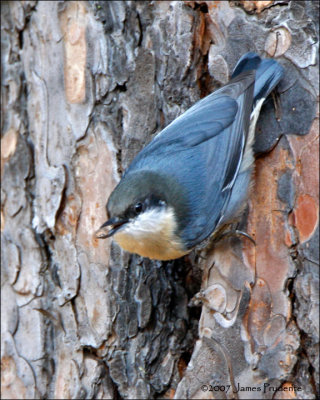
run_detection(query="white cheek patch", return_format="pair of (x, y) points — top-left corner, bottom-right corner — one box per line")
(113, 207), (187, 260)
(124, 208), (172, 237)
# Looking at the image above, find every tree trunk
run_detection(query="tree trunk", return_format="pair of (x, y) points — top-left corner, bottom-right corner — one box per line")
(1, 1), (318, 399)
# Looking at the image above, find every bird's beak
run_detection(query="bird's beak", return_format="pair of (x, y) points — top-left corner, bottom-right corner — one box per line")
(95, 217), (128, 239)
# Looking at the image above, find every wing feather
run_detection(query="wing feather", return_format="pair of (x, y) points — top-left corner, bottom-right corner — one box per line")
(126, 72), (256, 248)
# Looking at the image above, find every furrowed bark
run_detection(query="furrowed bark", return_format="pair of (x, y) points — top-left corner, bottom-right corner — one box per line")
(1, 1), (318, 399)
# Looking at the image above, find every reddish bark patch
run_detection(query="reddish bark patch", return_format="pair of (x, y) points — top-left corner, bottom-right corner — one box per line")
(293, 194), (318, 243)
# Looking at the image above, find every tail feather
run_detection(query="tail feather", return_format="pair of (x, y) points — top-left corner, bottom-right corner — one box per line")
(253, 58), (284, 102)
(232, 52), (284, 105)
(232, 52), (262, 78)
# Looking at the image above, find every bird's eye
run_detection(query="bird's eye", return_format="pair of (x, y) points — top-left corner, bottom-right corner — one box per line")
(134, 202), (143, 214)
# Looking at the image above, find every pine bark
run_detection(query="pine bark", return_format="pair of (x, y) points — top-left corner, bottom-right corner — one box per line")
(1, 1), (319, 399)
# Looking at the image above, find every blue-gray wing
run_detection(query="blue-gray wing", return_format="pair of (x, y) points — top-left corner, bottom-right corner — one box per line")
(126, 72), (256, 248)
(127, 95), (238, 161)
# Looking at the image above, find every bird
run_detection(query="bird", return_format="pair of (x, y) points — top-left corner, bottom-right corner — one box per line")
(95, 52), (284, 260)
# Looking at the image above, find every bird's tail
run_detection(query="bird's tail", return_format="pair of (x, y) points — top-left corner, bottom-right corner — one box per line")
(232, 52), (284, 175)
(232, 52), (284, 105)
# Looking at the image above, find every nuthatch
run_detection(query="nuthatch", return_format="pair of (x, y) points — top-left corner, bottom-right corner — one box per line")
(96, 53), (284, 260)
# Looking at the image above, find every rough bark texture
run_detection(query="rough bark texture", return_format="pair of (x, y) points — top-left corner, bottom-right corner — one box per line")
(1, 1), (319, 399)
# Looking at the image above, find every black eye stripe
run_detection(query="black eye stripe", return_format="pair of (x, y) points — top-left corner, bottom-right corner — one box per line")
(134, 202), (143, 213)
(129, 197), (166, 217)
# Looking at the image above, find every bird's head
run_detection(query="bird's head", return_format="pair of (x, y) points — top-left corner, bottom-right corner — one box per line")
(95, 170), (189, 260)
